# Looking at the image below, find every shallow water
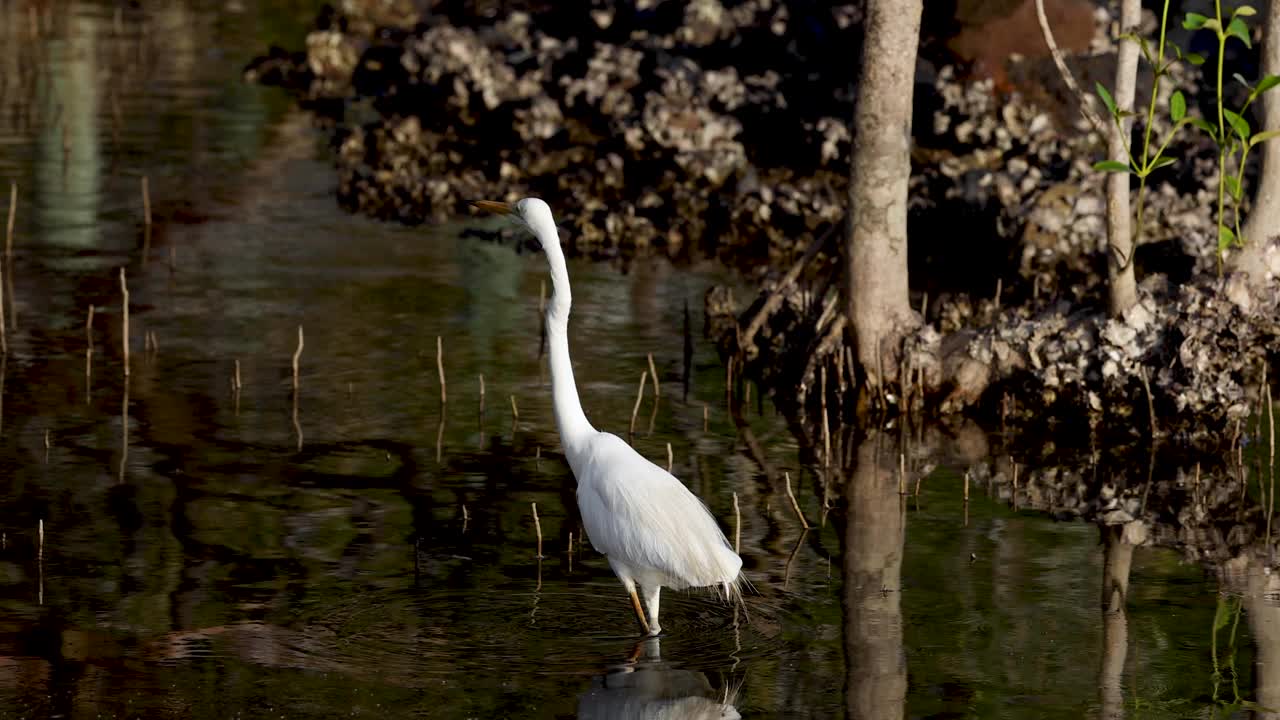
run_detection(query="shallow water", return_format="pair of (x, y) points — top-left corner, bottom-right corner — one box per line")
(0, 2), (1265, 719)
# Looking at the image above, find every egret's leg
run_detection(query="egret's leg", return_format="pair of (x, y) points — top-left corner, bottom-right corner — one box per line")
(643, 585), (662, 636)
(629, 587), (652, 635)
(610, 559), (652, 635)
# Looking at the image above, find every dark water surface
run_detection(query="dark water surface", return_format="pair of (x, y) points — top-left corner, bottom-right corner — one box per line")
(0, 2), (1259, 718)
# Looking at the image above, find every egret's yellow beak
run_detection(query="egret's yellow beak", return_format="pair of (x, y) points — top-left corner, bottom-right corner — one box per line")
(472, 200), (514, 215)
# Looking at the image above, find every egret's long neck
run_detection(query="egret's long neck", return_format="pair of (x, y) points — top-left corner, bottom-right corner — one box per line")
(541, 235), (594, 455)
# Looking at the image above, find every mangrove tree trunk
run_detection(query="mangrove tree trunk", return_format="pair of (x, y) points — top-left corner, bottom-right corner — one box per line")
(846, 0), (922, 394)
(1239, 0), (1280, 279)
(1106, 0), (1141, 316)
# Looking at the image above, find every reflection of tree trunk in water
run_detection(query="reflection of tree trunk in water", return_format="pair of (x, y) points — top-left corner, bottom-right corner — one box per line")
(841, 432), (906, 720)
(1246, 556), (1280, 720)
(1099, 525), (1133, 720)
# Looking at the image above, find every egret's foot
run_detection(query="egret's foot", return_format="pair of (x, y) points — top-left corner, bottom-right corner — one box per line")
(629, 589), (652, 635)
(646, 625), (662, 637)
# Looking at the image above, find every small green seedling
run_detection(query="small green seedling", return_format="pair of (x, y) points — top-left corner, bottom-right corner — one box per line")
(1095, 1), (1280, 268)
(1092, 0), (1187, 271)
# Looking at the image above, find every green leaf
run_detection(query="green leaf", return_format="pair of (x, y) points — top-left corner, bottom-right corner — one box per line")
(1251, 129), (1280, 147)
(1235, 72), (1253, 90)
(1225, 108), (1252, 139)
(1171, 90), (1186, 122)
(1220, 226), (1238, 251)
(1256, 75), (1280, 96)
(1093, 160), (1132, 173)
(1096, 82), (1118, 117)
(1227, 16), (1252, 48)
(1151, 155), (1177, 171)
(1190, 117), (1218, 135)
(1184, 12), (1209, 29)
(1226, 175), (1243, 200)
(1236, 5), (1257, 17)
(1187, 52), (1207, 66)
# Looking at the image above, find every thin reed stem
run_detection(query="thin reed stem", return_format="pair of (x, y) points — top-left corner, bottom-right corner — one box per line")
(4, 183), (13, 339)
(629, 370), (648, 438)
(292, 325), (304, 392)
(1140, 366), (1157, 439)
(733, 492), (741, 554)
(141, 176), (151, 226)
(531, 502), (543, 559)
(437, 335), (447, 404)
(232, 359), (242, 415)
(0, 253), (7, 355)
(785, 472), (809, 529)
(119, 269), (129, 377)
(5, 183), (14, 257)
(37, 517), (43, 605)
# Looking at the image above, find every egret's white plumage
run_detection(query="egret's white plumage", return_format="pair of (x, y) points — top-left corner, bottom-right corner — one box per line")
(474, 197), (742, 636)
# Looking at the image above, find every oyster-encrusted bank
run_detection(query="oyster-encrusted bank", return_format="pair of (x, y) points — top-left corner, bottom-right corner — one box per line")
(247, 1), (1150, 272)
(247, 0), (1277, 444)
(249, 0), (873, 266)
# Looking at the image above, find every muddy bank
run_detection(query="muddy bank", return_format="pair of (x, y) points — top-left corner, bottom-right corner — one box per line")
(708, 243), (1280, 448)
(246, 0), (861, 265)
(245, 0), (1123, 270)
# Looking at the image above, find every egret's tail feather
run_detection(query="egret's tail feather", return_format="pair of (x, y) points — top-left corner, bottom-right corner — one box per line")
(721, 572), (752, 625)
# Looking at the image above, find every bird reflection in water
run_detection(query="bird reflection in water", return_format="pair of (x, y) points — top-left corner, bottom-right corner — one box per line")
(578, 638), (741, 720)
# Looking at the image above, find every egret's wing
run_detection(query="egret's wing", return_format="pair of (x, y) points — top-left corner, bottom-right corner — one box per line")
(576, 433), (738, 588)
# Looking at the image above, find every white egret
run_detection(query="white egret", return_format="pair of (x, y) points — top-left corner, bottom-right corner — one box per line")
(473, 198), (742, 636)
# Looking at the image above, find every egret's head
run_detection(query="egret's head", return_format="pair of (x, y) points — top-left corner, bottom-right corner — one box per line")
(472, 197), (559, 249)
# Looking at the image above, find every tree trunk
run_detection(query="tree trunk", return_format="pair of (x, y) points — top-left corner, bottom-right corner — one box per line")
(1106, 0), (1140, 316)
(846, 0), (922, 393)
(1238, 0), (1280, 280)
